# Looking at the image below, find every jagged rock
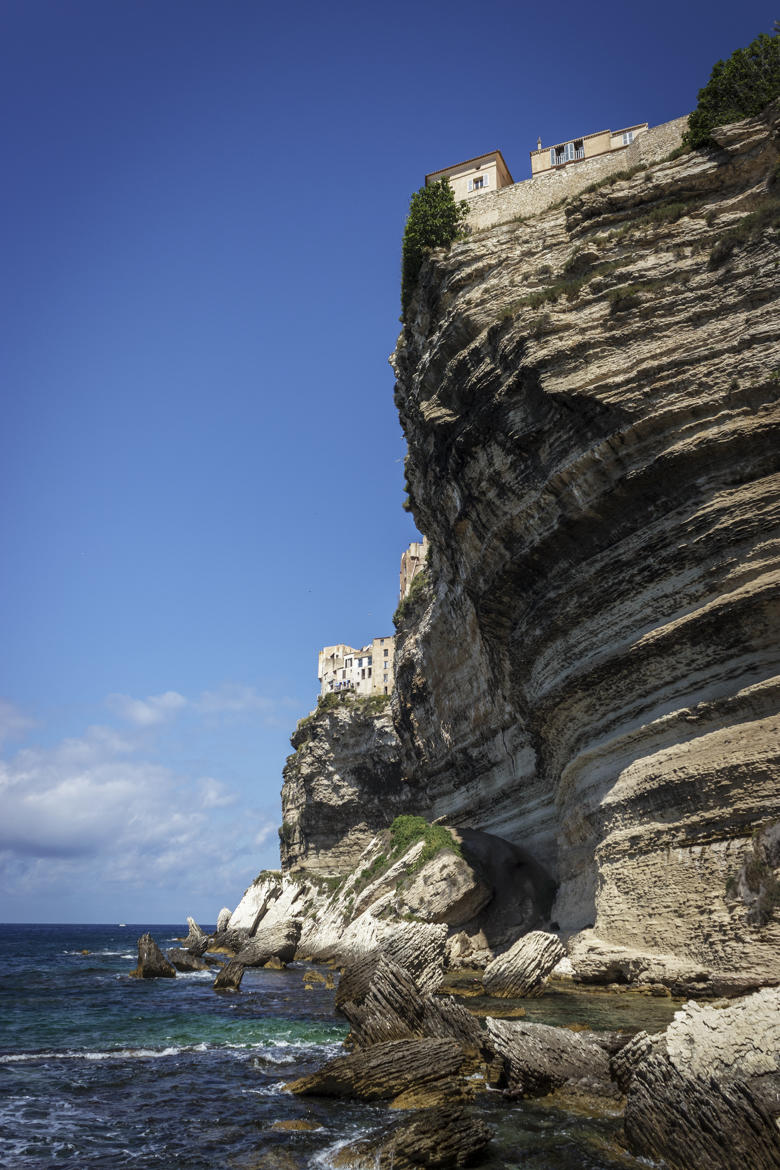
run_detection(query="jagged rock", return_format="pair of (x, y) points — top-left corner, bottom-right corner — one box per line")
(337, 952), (483, 1052)
(332, 1104), (492, 1168)
(129, 933), (176, 979)
(216, 907), (232, 933)
(624, 988), (780, 1168)
(485, 1018), (613, 1098)
(228, 871), (283, 933)
(482, 931), (565, 997)
(625, 1053), (780, 1170)
(286, 1038), (467, 1101)
(390, 101), (780, 989)
(609, 1030), (663, 1093)
(213, 959), (245, 990)
(182, 916), (209, 956)
(400, 849), (492, 925)
(664, 987), (780, 1080)
(235, 920), (301, 967)
(166, 947), (209, 972)
(334, 921), (447, 1005)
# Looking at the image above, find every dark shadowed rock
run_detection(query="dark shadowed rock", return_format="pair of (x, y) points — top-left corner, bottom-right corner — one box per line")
(286, 1038), (467, 1101)
(610, 1029), (663, 1094)
(213, 958), (245, 991)
(332, 1104), (493, 1168)
(235, 920), (301, 967)
(130, 933), (176, 979)
(625, 1053), (780, 1170)
(166, 948), (208, 973)
(485, 1018), (613, 1098)
(482, 931), (565, 998)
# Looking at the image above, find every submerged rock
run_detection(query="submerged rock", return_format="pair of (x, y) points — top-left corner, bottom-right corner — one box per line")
(130, 933), (176, 979)
(213, 958), (245, 991)
(166, 948), (209, 973)
(482, 931), (565, 997)
(332, 1104), (492, 1168)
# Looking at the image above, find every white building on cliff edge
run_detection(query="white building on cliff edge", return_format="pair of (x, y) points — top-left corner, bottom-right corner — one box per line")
(318, 637), (394, 698)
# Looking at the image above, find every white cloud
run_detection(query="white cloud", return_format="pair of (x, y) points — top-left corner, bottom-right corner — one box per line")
(195, 684), (275, 716)
(0, 698), (35, 745)
(106, 691), (188, 726)
(254, 822), (277, 846)
(198, 777), (237, 809)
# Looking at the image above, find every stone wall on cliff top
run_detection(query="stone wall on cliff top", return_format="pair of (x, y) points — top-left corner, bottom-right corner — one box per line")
(390, 103), (780, 983)
(280, 694), (413, 875)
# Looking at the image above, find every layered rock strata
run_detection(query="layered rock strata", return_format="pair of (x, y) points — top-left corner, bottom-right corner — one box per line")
(281, 694), (411, 874)
(391, 103), (780, 985)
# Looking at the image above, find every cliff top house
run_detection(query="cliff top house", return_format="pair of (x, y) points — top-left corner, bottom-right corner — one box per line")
(425, 150), (513, 201)
(530, 122), (648, 174)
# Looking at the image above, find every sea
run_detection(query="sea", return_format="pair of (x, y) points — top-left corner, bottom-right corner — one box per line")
(0, 923), (681, 1169)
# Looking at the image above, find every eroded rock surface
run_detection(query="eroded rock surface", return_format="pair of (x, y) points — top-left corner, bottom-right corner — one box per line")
(485, 1018), (613, 1098)
(130, 933), (176, 979)
(286, 1038), (467, 1102)
(332, 1104), (492, 1169)
(281, 694), (412, 874)
(482, 931), (565, 997)
(390, 102), (780, 984)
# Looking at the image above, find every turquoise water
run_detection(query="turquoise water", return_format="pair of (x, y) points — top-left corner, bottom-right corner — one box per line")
(0, 924), (675, 1168)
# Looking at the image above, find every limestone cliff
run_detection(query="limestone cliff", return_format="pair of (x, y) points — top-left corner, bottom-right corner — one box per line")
(391, 104), (780, 987)
(280, 693), (410, 874)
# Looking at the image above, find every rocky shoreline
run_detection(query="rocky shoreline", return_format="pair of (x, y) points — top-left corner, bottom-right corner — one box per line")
(130, 898), (780, 1169)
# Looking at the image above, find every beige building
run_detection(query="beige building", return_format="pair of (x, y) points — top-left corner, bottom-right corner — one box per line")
(530, 122), (648, 175)
(426, 150), (513, 202)
(400, 537), (429, 599)
(318, 636), (395, 698)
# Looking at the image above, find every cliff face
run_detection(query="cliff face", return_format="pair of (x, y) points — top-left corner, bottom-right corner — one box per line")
(280, 695), (411, 875)
(391, 105), (780, 983)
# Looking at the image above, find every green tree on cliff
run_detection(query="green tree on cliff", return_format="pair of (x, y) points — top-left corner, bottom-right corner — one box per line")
(401, 178), (468, 316)
(684, 30), (780, 150)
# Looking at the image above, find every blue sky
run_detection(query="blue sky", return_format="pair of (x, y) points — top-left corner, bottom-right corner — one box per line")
(0, 0), (771, 923)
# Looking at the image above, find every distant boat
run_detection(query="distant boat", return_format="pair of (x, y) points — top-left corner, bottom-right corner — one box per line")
(118, 923), (126, 927)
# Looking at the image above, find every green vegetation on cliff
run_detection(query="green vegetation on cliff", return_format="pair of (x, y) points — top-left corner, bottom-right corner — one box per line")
(684, 30), (780, 149)
(401, 178), (468, 316)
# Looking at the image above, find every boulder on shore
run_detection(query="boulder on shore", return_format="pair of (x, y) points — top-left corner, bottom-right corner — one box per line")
(624, 988), (780, 1169)
(216, 906), (232, 933)
(485, 1017), (614, 1098)
(130, 933), (176, 979)
(482, 931), (565, 998)
(400, 850), (492, 926)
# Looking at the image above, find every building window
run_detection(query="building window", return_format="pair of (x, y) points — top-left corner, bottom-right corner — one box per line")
(383, 649), (389, 657)
(384, 686), (388, 694)
(467, 174), (489, 192)
(368, 668), (372, 677)
(622, 130), (634, 145)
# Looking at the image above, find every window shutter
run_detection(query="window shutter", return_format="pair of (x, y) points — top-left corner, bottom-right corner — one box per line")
(467, 178), (473, 192)
(483, 172), (489, 187)
(550, 149), (555, 166)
